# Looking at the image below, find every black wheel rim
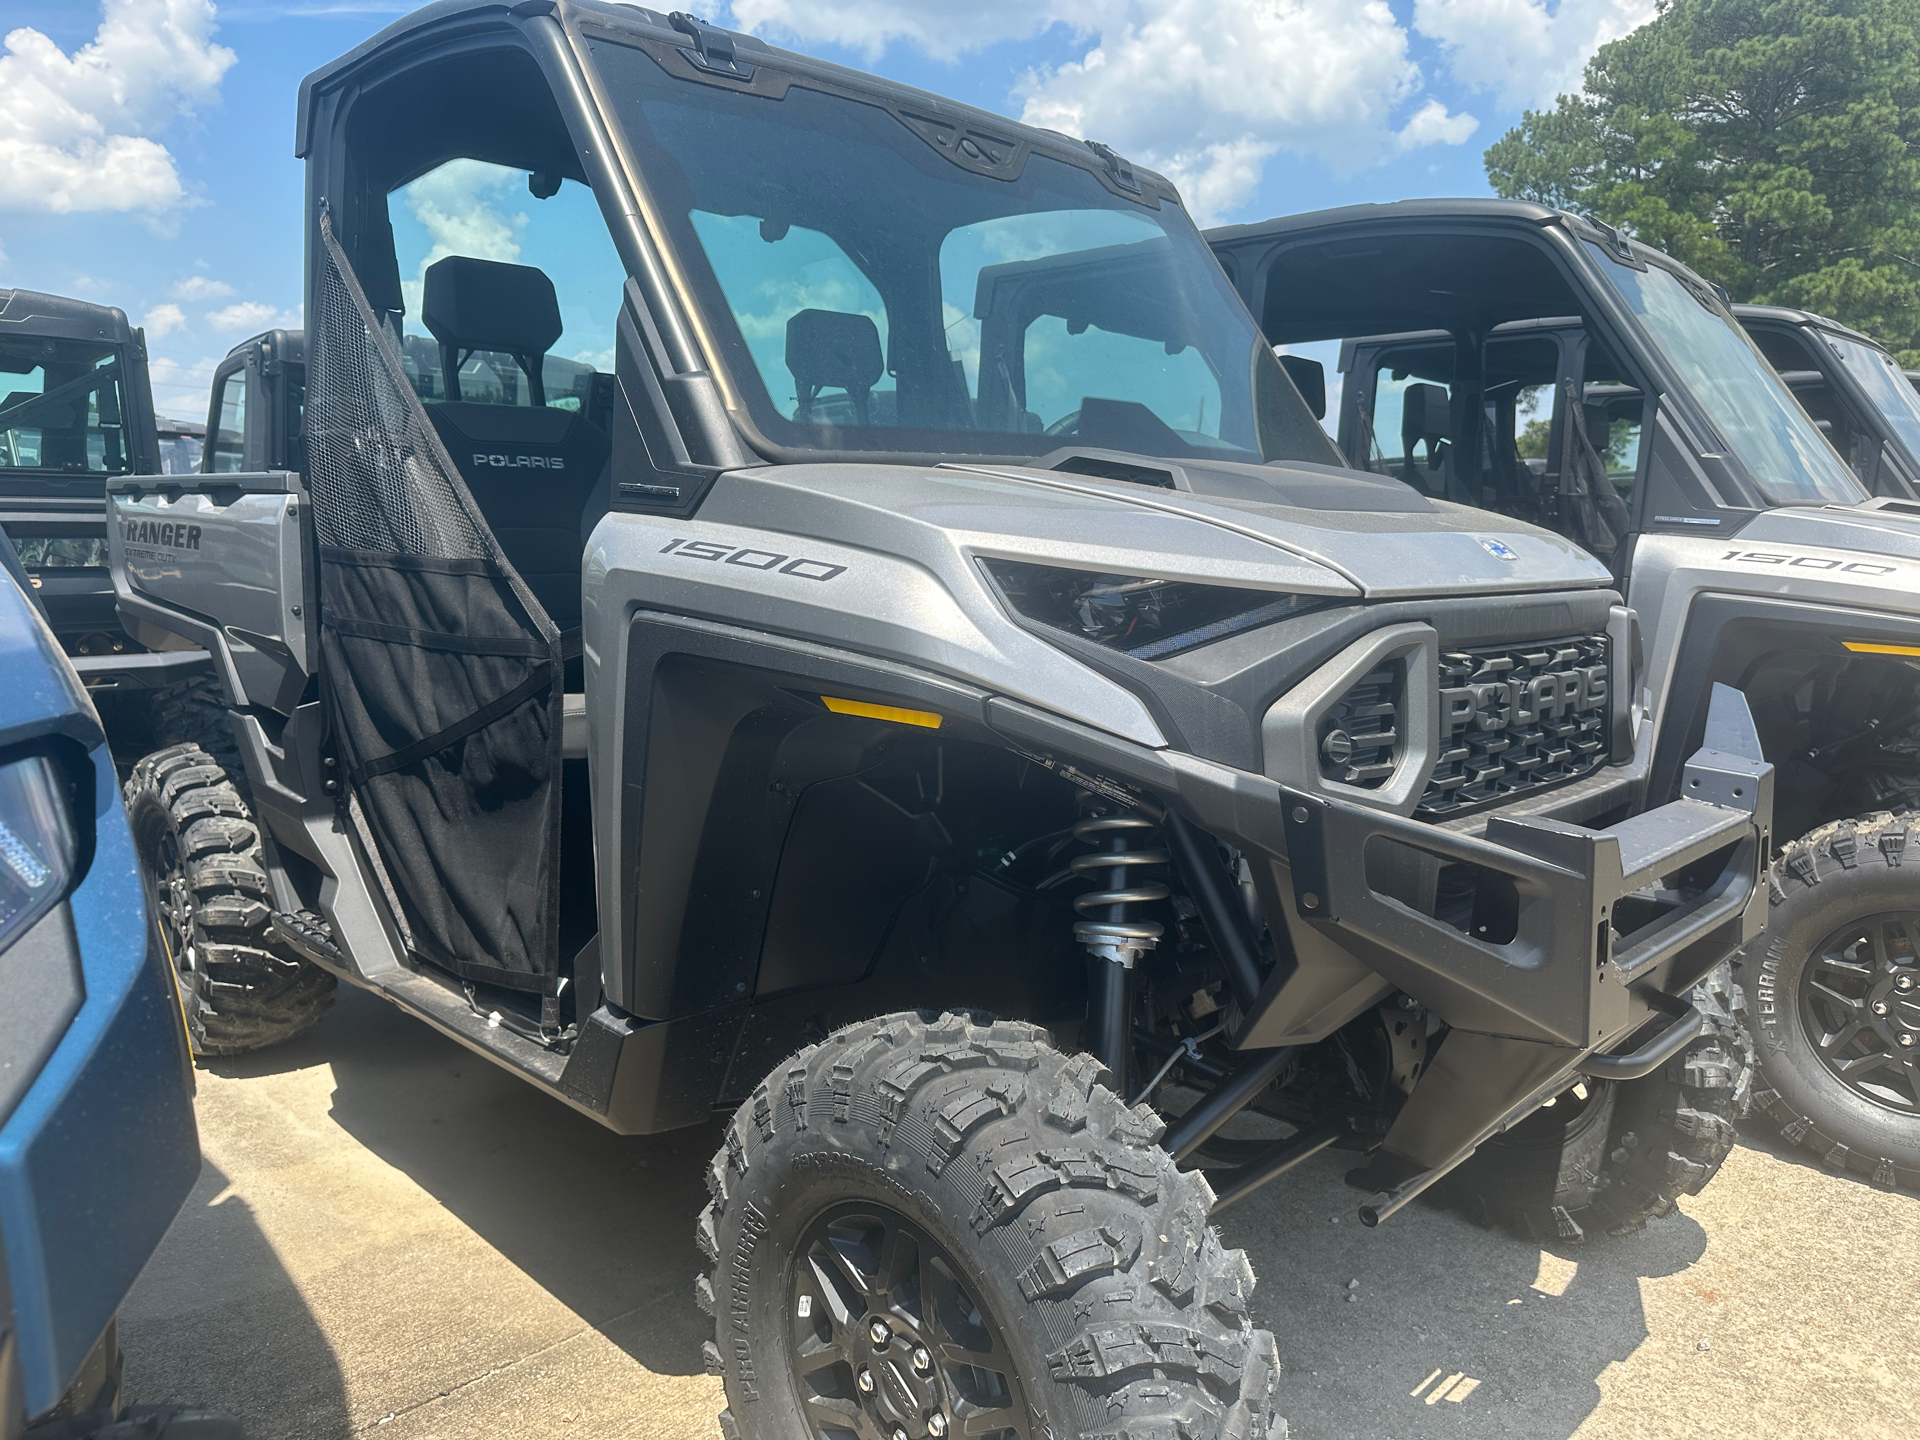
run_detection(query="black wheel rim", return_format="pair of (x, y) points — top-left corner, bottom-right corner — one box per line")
(788, 1201), (1030, 1440)
(152, 828), (193, 973)
(1800, 910), (1920, 1114)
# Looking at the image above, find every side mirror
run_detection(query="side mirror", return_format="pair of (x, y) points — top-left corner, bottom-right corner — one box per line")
(1278, 353), (1326, 421)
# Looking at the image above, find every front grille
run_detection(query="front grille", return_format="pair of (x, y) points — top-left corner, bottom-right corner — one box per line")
(1418, 634), (1611, 818)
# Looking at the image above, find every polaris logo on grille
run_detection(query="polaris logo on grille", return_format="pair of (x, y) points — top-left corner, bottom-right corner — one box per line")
(472, 452), (565, 469)
(1419, 635), (1612, 817)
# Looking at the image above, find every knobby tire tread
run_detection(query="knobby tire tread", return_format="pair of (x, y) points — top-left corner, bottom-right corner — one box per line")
(699, 1009), (1288, 1440)
(127, 742), (335, 1057)
(1436, 964), (1748, 1242)
(1735, 812), (1920, 1191)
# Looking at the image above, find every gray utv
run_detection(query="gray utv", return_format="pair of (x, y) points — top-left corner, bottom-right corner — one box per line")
(0, 289), (220, 751)
(1733, 303), (1920, 501)
(1212, 199), (1920, 1197)
(109, 10), (1767, 1438)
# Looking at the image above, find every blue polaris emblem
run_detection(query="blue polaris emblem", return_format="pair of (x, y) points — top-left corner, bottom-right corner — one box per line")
(1477, 537), (1519, 561)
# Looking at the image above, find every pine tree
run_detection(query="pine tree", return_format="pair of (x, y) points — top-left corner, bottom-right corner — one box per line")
(1485, 0), (1920, 361)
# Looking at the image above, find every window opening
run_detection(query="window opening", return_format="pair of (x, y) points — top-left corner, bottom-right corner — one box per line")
(388, 159), (625, 412)
(209, 370), (246, 472)
(0, 341), (129, 475)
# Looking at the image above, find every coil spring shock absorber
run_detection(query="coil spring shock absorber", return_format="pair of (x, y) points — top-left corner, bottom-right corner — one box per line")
(1070, 811), (1169, 1097)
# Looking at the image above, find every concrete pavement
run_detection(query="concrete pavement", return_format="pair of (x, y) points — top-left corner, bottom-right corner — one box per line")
(120, 985), (1920, 1439)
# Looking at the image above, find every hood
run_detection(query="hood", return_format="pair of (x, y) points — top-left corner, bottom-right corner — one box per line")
(711, 457), (1612, 602)
(943, 458), (1611, 599)
(1739, 499), (1920, 564)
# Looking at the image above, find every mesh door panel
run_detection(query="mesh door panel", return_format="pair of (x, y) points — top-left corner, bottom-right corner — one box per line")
(307, 210), (563, 993)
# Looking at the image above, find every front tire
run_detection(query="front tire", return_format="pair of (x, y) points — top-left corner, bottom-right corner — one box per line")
(1435, 965), (1749, 1241)
(127, 743), (336, 1057)
(699, 1010), (1286, 1440)
(1734, 814), (1920, 1189)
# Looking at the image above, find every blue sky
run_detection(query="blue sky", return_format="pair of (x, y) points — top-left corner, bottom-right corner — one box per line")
(0, 0), (1655, 422)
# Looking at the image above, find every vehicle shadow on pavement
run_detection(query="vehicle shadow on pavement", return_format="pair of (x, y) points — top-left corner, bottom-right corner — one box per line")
(1732, 1113), (1891, 1193)
(305, 985), (726, 1379)
(120, 1159), (351, 1439)
(1216, 1151), (1707, 1440)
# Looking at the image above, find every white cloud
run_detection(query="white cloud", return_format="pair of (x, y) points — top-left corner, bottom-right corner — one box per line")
(1013, 0), (1475, 223)
(206, 299), (278, 332)
(143, 301), (186, 337)
(0, 0), (237, 215)
(395, 158), (527, 319)
(1395, 97), (1479, 151)
(171, 274), (234, 300)
(1412, 0), (1656, 110)
(725, 0), (1479, 226)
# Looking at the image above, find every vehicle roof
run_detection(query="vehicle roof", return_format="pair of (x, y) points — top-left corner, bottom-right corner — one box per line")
(1732, 302), (1878, 348)
(0, 289), (138, 348)
(1206, 198), (1564, 246)
(220, 328), (306, 367)
(296, 0), (1168, 191)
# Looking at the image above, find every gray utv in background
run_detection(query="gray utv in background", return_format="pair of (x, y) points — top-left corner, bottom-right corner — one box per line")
(1212, 199), (1920, 1196)
(0, 289), (214, 750)
(1733, 303), (1920, 501)
(110, 9), (1767, 1437)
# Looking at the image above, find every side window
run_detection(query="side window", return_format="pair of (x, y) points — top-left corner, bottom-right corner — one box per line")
(1361, 344), (1452, 484)
(209, 370), (246, 473)
(0, 347), (128, 475)
(692, 212), (894, 425)
(1579, 342), (1646, 506)
(388, 159), (626, 411)
(1750, 325), (1824, 375)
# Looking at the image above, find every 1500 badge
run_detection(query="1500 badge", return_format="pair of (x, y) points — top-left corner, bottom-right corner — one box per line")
(659, 537), (845, 581)
(1720, 548), (1893, 575)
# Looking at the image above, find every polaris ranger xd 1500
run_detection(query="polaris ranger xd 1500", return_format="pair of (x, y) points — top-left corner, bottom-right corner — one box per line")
(1212, 199), (1920, 1198)
(110, 11), (1769, 1437)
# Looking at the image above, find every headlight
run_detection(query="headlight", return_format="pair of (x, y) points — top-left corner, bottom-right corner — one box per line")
(982, 559), (1327, 661)
(0, 754), (77, 956)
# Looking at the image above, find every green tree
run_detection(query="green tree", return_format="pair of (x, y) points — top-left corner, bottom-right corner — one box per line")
(1485, 0), (1920, 362)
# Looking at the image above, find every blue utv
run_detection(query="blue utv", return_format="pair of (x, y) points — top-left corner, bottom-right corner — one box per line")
(0, 532), (236, 1438)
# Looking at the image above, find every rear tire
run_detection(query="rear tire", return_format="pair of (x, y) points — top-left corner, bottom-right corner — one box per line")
(699, 1010), (1287, 1440)
(1734, 814), (1920, 1190)
(127, 743), (336, 1057)
(150, 674), (244, 780)
(1435, 965), (1748, 1241)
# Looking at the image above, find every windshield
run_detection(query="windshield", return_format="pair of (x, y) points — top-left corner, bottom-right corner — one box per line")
(591, 42), (1338, 467)
(1825, 331), (1920, 464)
(0, 339), (131, 476)
(1587, 246), (1863, 506)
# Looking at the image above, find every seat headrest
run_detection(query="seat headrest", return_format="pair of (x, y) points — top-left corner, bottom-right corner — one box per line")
(422, 257), (563, 357)
(1400, 382), (1451, 449)
(785, 309), (883, 397)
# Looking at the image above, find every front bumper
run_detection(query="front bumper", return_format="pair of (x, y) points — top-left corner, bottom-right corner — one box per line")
(990, 682), (1771, 1208)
